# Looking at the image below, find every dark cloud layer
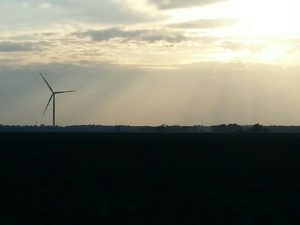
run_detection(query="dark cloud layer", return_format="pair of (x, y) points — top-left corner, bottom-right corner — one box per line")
(0, 0), (152, 29)
(170, 19), (236, 29)
(0, 42), (42, 52)
(73, 27), (186, 43)
(148, 0), (227, 9)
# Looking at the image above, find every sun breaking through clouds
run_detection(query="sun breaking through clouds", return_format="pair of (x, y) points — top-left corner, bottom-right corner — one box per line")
(1, 0), (300, 126)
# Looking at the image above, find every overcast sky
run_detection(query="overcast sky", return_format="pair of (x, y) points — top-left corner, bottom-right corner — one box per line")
(1, 0), (300, 126)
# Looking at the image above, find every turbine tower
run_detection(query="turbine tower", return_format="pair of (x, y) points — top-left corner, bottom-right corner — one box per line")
(40, 73), (75, 127)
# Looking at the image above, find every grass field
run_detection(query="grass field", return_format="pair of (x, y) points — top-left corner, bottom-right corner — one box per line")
(0, 133), (299, 225)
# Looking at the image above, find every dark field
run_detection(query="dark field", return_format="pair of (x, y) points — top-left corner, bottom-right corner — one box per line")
(0, 133), (300, 225)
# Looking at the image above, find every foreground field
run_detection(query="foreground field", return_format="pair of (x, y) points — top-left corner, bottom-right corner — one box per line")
(0, 133), (299, 225)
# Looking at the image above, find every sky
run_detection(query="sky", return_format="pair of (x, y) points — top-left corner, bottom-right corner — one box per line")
(1, 0), (300, 126)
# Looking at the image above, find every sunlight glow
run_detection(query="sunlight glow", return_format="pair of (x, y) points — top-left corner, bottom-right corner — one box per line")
(235, 0), (299, 36)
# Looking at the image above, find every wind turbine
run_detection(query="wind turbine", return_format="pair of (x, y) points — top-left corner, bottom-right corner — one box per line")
(40, 73), (75, 127)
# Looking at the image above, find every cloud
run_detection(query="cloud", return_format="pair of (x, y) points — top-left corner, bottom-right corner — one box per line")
(170, 18), (237, 29)
(38, 2), (52, 9)
(148, 0), (227, 9)
(0, 0), (153, 28)
(0, 41), (44, 52)
(221, 41), (263, 53)
(73, 27), (186, 43)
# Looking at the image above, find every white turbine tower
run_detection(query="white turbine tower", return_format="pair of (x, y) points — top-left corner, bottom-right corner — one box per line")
(40, 73), (75, 127)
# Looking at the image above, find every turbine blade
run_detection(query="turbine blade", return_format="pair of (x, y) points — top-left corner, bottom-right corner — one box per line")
(43, 94), (53, 116)
(55, 90), (76, 94)
(40, 72), (54, 93)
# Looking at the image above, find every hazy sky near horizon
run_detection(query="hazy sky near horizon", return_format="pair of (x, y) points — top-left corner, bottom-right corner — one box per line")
(1, 0), (300, 126)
